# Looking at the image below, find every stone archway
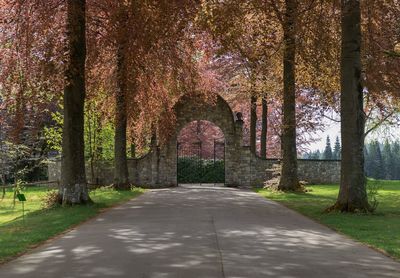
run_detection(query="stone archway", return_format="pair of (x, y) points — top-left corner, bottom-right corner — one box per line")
(49, 92), (341, 187)
(161, 93), (244, 186)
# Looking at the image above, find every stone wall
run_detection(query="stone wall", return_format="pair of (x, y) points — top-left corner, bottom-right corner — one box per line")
(48, 155), (341, 186)
(47, 159), (61, 181)
(247, 156), (340, 186)
(47, 93), (341, 187)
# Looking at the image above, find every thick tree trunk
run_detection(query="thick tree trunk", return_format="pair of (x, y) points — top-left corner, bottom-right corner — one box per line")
(278, 0), (300, 191)
(250, 95), (257, 155)
(113, 41), (130, 190)
(60, 0), (91, 205)
(330, 0), (370, 212)
(260, 97), (268, 158)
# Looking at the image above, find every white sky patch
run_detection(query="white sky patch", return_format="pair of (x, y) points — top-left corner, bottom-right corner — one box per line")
(306, 113), (400, 152)
(307, 119), (341, 152)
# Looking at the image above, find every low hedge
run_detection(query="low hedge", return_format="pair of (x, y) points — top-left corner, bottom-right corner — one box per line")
(177, 157), (225, 183)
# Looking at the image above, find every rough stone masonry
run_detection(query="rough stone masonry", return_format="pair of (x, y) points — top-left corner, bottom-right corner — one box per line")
(48, 93), (340, 187)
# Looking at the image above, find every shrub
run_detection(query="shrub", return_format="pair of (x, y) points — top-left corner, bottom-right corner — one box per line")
(177, 157), (224, 183)
(41, 190), (60, 209)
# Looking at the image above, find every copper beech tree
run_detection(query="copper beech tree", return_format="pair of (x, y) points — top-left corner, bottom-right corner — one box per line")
(1, 0), (399, 208)
(60, 0), (91, 204)
(330, 0), (369, 212)
(0, 0), (89, 204)
(82, 1), (204, 189)
(199, 0), (328, 190)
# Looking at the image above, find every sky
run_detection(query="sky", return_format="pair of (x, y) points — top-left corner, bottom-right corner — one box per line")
(308, 116), (400, 152)
(308, 119), (340, 152)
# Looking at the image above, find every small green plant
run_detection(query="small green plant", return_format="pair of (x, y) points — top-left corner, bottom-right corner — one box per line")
(367, 179), (381, 212)
(13, 179), (26, 208)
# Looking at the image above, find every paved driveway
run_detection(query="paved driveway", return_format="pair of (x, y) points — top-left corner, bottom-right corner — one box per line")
(1, 185), (399, 278)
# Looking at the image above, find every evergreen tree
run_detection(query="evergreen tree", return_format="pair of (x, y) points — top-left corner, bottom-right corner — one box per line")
(307, 150), (320, 159)
(369, 141), (385, 179)
(392, 141), (400, 180)
(323, 136), (333, 160)
(382, 140), (394, 180)
(364, 140), (400, 181)
(364, 145), (372, 178)
(333, 136), (341, 160)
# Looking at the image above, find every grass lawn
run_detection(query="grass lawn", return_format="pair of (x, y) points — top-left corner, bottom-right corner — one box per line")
(0, 186), (144, 263)
(256, 180), (400, 260)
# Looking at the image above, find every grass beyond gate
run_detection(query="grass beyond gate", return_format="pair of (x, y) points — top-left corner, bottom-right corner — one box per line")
(256, 180), (400, 260)
(0, 186), (144, 263)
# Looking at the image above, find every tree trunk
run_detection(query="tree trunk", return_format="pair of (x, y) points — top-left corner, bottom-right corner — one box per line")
(250, 95), (257, 155)
(260, 97), (268, 158)
(113, 40), (130, 190)
(130, 143), (136, 159)
(60, 0), (91, 205)
(329, 0), (370, 212)
(278, 0), (300, 191)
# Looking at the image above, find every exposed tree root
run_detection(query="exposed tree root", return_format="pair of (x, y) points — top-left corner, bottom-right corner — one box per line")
(113, 182), (132, 191)
(325, 201), (374, 213)
(264, 164), (307, 193)
(58, 183), (93, 205)
(264, 177), (308, 193)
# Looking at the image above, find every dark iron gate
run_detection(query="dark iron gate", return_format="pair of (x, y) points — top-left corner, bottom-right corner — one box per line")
(177, 140), (225, 184)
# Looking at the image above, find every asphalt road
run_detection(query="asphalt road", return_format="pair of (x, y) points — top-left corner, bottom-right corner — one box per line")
(1, 185), (399, 278)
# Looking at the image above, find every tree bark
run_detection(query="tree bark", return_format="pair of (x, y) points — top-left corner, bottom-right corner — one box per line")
(113, 40), (130, 190)
(130, 143), (136, 159)
(250, 95), (257, 155)
(278, 0), (300, 191)
(60, 0), (91, 205)
(260, 97), (268, 158)
(329, 0), (370, 212)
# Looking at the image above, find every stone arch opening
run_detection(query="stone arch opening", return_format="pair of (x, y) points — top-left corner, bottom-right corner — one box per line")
(177, 120), (226, 185)
(159, 93), (244, 187)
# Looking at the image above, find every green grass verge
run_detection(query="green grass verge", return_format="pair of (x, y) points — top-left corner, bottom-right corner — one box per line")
(0, 186), (144, 263)
(256, 180), (400, 260)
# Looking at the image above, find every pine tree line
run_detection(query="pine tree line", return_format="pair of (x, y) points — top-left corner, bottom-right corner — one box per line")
(303, 136), (341, 160)
(365, 140), (400, 180)
(304, 137), (400, 181)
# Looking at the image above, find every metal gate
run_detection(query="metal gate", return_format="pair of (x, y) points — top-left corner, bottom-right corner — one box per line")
(177, 140), (225, 184)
